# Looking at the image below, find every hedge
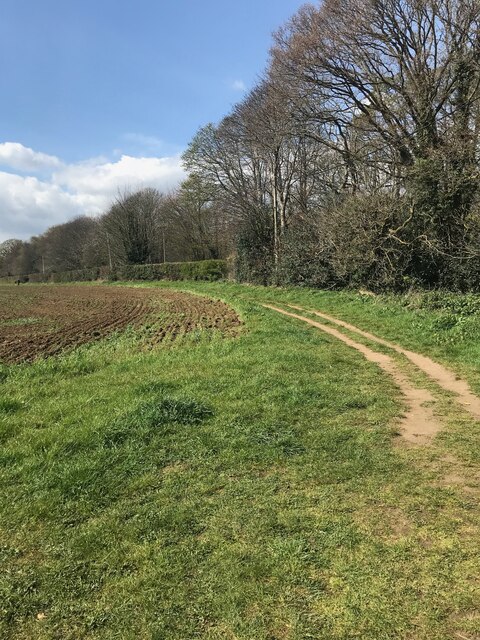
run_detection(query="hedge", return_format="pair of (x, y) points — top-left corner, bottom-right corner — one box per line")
(109, 260), (228, 282)
(0, 260), (228, 284)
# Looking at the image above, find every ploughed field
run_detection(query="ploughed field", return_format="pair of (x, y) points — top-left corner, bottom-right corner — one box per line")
(0, 284), (240, 363)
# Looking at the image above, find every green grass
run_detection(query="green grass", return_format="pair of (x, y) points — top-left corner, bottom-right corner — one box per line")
(0, 317), (41, 327)
(1, 282), (479, 639)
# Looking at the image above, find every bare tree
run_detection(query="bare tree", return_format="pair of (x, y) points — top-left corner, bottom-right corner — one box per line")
(100, 188), (164, 265)
(161, 176), (233, 261)
(38, 217), (99, 272)
(272, 0), (480, 271)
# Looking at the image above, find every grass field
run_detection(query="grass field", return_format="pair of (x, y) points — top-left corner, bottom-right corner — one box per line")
(1, 281), (479, 639)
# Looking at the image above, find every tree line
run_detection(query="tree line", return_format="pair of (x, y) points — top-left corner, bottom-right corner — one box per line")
(185, 0), (480, 290)
(0, 184), (234, 277)
(2, 0), (480, 290)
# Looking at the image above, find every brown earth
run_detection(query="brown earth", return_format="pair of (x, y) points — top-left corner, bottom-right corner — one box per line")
(0, 285), (240, 364)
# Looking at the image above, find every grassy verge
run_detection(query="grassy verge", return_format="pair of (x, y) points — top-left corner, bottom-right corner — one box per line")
(0, 281), (479, 639)
(144, 280), (480, 389)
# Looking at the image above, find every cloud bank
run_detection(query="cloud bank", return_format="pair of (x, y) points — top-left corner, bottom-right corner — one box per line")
(0, 143), (186, 243)
(0, 142), (62, 173)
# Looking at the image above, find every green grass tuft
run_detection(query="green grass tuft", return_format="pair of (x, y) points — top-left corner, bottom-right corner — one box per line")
(102, 397), (213, 448)
(0, 398), (23, 414)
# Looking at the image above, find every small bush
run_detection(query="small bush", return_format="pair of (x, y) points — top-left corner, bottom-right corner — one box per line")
(413, 291), (480, 316)
(134, 397), (213, 426)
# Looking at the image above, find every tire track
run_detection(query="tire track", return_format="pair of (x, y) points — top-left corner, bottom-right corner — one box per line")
(287, 304), (480, 421)
(263, 304), (439, 444)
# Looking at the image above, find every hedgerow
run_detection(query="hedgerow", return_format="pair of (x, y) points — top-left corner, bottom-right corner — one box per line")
(0, 260), (228, 285)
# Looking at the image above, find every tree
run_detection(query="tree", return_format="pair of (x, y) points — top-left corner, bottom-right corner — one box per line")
(39, 217), (99, 273)
(161, 175), (233, 262)
(272, 0), (480, 282)
(100, 188), (164, 265)
(0, 239), (22, 276)
(183, 117), (275, 277)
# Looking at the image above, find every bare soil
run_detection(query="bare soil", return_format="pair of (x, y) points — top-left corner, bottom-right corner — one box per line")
(0, 285), (240, 364)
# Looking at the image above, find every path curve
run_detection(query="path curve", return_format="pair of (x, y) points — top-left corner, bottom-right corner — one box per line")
(287, 304), (480, 421)
(263, 304), (438, 444)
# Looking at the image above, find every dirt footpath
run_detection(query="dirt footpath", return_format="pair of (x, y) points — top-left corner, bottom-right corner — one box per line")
(264, 303), (480, 445)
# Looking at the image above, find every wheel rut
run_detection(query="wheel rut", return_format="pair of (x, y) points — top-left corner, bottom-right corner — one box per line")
(263, 304), (439, 445)
(287, 304), (480, 421)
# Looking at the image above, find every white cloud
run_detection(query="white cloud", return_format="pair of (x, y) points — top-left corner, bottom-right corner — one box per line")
(0, 142), (62, 173)
(231, 79), (247, 92)
(0, 144), (186, 242)
(0, 172), (81, 242)
(54, 154), (185, 198)
(122, 133), (164, 149)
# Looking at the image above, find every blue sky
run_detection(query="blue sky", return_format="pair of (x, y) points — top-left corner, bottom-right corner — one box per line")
(0, 0), (304, 242)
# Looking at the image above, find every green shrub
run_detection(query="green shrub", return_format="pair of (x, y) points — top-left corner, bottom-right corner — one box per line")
(405, 290), (480, 316)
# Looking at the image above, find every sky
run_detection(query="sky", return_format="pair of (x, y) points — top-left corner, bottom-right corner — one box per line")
(0, 0), (304, 243)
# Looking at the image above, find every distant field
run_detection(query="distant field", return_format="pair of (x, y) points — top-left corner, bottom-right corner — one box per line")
(0, 285), (240, 363)
(0, 281), (479, 639)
